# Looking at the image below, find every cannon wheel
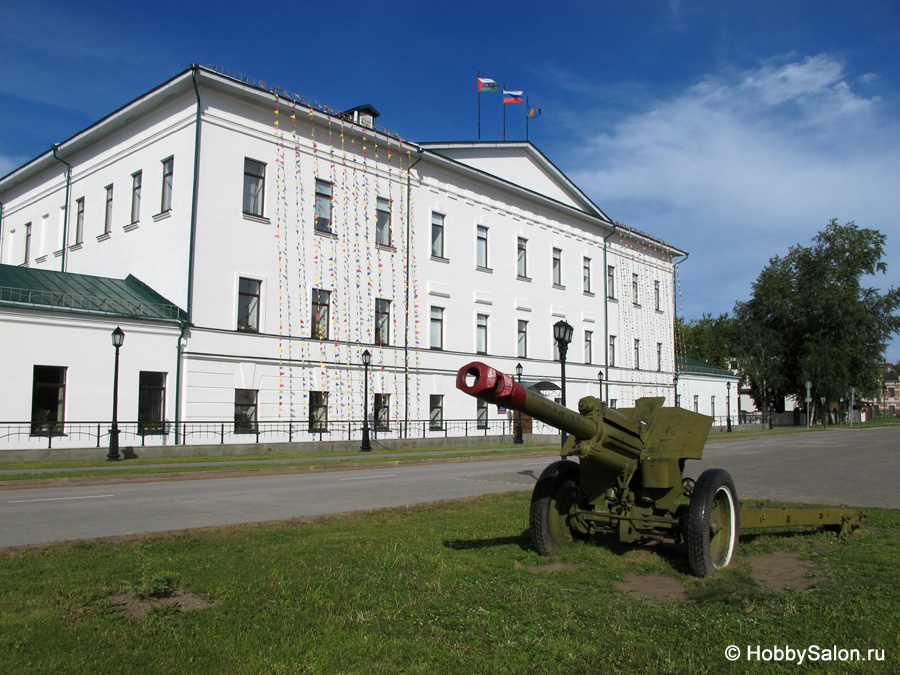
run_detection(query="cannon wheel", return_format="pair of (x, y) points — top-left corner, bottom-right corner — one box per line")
(686, 468), (739, 577)
(530, 460), (586, 556)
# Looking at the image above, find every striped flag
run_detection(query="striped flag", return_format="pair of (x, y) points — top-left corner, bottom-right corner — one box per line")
(503, 90), (523, 104)
(528, 107), (541, 117)
(478, 77), (500, 92)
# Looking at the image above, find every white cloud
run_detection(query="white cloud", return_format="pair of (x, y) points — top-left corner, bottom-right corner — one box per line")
(567, 55), (900, 329)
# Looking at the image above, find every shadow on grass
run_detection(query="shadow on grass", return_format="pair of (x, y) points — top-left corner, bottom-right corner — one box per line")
(444, 529), (532, 552)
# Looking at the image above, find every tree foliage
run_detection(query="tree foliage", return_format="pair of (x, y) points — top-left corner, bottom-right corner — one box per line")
(733, 219), (900, 412)
(676, 313), (736, 370)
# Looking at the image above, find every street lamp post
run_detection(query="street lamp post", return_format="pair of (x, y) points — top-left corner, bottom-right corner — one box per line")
(673, 373), (679, 408)
(597, 369), (604, 403)
(805, 380), (812, 430)
(514, 362), (524, 444)
(553, 319), (574, 448)
(360, 349), (372, 452)
(726, 381), (732, 433)
(107, 326), (125, 461)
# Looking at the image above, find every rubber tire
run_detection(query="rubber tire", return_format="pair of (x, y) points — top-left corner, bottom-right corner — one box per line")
(530, 460), (584, 556)
(686, 468), (739, 577)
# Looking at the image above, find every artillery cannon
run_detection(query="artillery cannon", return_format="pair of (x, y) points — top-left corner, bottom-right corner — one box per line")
(456, 361), (864, 577)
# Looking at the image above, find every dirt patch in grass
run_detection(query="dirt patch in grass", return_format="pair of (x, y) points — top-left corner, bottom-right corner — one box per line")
(614, 551), (821, 603)
(742, 551), (825, 591)
(107, 588), (215, 620)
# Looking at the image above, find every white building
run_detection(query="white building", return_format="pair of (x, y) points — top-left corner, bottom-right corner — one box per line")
(0, 65), (690, 451)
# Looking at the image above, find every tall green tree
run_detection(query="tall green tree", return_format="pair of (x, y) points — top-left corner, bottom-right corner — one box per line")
(676, 313), (736, 370)
(733, 219), (900, 414)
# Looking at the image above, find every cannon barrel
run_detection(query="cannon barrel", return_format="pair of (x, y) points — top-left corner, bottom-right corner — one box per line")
(456, 361), (599, 441)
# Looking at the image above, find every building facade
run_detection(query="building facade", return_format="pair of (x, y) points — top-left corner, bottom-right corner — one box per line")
(0, 65), (689, 450)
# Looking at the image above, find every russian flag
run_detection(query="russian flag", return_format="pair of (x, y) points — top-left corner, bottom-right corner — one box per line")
(503, 90), (523, 104)
(478, 77), (500, 92)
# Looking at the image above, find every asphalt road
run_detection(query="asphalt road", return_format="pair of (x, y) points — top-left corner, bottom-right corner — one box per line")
(1, 427), (896, 548)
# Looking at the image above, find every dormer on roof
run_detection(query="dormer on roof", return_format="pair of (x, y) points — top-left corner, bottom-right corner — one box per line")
(341, 104), (381, 129)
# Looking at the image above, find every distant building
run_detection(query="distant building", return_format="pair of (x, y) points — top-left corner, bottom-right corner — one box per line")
(674, 356), (741, 429)
(0, 65), (688, 450)
(876, 364), (899, 416)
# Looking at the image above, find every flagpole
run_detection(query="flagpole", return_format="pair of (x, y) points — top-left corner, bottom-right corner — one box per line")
(477, 71), (481, 141)
(502, 83), (506, 141)
(526, 96), (529, 141)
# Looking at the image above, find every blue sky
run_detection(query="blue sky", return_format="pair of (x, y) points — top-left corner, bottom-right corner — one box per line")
(2, 0), (899, 361)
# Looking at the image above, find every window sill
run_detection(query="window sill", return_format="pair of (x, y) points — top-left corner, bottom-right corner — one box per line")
(607, 296), (618, 303)
(552, 284), (566, 290)
(153, 210), (172, 222)
(376, 243), (395, 252)
(516, 275), (531, 282)
(35, 255), (48, 265)
(124, 221), (140, 232)
(242, 213), (270, 225)
(96, 233), (112, 242)
(68, 243), (83, 251)
(476, 266), (493, 274)
(584, 291), (595, 297)
(431, 256), (450, 264)
(315, 229), (338, 239)
(655, 309), (665, 314)
(633, 303), (642, 308)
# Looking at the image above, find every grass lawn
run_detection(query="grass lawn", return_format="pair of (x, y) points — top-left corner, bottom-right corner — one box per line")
(2, 491), (898, 673)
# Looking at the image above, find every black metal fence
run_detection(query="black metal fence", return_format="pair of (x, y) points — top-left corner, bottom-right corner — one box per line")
(0, 418), (565, 451)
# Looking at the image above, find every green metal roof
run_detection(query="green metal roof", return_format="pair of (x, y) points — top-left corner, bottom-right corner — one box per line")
(676, 355), (733, 377)
(0, 264), (186, 322)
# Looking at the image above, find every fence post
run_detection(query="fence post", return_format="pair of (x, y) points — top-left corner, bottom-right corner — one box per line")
(220, 423), (225, 444)
(97, 424), (101, 448)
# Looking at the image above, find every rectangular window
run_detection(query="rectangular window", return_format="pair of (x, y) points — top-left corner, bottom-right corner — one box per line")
(31, 366), (66, 434)
(429, 394), (444, 430)
(374, 393), (390, 430)
(314, 179), (333, 233)
(131, 171), (142, 223)
(430, 306), (444, 350)
(694, 395), (699, 413)
(375, 298), (391, 346)
(583, 257), (591, 293)
(138, 372), (166, 434)
(517, 237), (528, 278)
(634, 338), (641, 370)
(711, 396), (716, 420)
(609, 335), (616, 367)
(237, 278), (261, 332)
(477, 399), (488, 429)
(376, 197), (391, 246)
(654, 280), (661, 311)
(234, 389), (258, 433)
(517, 320), (528, 358)
(476, 225), (489, 269)
(476, 313), (488, 355)
(311, 289), (331, 339)
(632, 273), (640, 305)
(309, 391), (328, 432)
(74, 197), (84, 245)
(607, 265), (616, 299)
(657, 342), (663, 372)
(24, 222), (32, 264)
(104, 185), (114, 234)
(609, 399), (618, 409)
(431, 212), (445, 258)
(552, 248), (563, 286)
(585, 330), (593, 364)
(243, 159), (265, 216)
(160, 156), (174, 213)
